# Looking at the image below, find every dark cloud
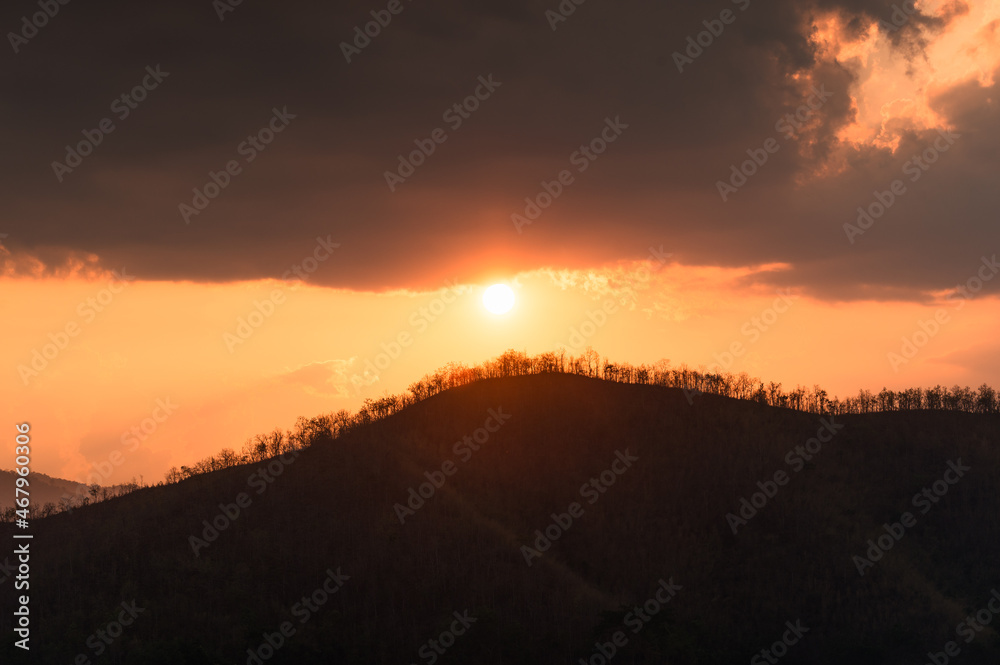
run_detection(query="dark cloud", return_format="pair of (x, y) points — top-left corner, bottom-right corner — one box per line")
(1, 0), (995, 300)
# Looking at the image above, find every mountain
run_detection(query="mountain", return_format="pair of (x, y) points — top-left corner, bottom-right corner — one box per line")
(2, 373), (999, 663)
(0, 469), (91, 512)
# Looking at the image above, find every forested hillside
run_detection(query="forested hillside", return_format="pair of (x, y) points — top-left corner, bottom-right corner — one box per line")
(2, 372), (998, 663)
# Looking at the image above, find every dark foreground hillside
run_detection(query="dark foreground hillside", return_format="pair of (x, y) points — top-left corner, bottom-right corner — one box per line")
(3, 374), (1000, 664)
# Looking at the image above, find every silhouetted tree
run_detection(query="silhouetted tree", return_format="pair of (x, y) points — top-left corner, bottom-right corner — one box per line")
(136, 347), (999, 493)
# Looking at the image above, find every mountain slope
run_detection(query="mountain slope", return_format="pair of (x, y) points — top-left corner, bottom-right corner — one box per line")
(2, 373), (999, 664)
(0, 469), (90, 511)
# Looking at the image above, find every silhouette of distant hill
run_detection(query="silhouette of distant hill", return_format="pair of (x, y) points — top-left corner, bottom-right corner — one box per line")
(2, 373), (999, 663)
(0, 469), (90, 512)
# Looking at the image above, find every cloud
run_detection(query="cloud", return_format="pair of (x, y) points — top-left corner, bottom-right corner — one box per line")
(930, 341), (1000, 379)
(274, 360), (358, 399)
(2, 0), (997, 301)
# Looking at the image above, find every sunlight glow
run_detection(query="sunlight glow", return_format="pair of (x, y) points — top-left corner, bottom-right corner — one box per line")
(483, 283), (515, 315)
(809, 0), (1000, 152)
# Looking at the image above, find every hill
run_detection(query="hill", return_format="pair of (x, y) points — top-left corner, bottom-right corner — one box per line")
(0, 469), (91, 512)
(2, 373), (999, 663)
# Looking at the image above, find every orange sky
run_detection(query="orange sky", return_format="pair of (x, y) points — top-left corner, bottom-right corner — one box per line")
(4, 260), (1000, 485)
(5, 0), (1000, 487)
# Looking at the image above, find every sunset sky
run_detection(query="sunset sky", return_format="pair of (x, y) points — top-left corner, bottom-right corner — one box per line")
(3, 0), (999, 484)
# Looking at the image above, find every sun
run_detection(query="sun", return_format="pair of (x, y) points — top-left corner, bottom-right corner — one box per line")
(483, 283), (515, 315)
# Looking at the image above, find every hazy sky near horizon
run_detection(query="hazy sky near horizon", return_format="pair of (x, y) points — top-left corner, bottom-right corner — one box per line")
(3, 0), (1000, 483)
